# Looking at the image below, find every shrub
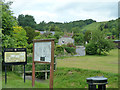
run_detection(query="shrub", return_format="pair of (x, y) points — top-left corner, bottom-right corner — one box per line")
(85, 42), (97, 55)
(65, 47), (76, 54)
(55, 45), (64, 56)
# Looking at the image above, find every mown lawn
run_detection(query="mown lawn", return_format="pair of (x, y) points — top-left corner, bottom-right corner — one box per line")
(57, 49), (118, 73)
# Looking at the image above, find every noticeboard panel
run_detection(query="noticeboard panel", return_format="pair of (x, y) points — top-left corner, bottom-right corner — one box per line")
(34, 41), (51, 62)
(4, 48), (27, 65)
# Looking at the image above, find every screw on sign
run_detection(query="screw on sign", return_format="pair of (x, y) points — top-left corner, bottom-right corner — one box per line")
(32, 39), (54, 88)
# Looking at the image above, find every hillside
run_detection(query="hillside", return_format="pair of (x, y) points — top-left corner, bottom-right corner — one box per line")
(81, 22), (106, 31)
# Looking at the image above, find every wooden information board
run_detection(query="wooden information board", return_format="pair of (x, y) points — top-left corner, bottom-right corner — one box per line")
(32, 39), (54, 88)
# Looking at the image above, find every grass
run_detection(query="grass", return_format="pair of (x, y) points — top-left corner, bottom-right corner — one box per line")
(57, 49), (118, 73)
(81, 22), (106, 31)
(54, 67), (118, 88)
(2, 67), (118, 88)
(2, 72), (49, 88)
(2, 49), (118, 88)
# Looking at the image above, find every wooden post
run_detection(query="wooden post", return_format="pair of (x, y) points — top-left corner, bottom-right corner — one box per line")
(32, 42), (35, 87)
(49, 40), (54, 89)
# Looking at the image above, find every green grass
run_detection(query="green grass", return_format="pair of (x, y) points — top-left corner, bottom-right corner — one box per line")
(54, 67), (118, 88)
(57, 49), (118, 73)
(2, 72), (49, 88)
(2, 67), (118, 88)
(81, 22), (106, 31)
(2, 49), (118, 88)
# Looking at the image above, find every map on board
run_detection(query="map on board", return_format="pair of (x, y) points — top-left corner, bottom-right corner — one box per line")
(34, 42), (51, 62)
(5, 52), (26, 63)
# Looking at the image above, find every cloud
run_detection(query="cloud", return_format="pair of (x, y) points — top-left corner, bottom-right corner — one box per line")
(6, 0), (119, 23)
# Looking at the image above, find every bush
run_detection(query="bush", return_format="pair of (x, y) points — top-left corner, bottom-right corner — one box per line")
(55, 45), (64, 56)
(85, 42), (97, 55)
(65, 47), (76, 54)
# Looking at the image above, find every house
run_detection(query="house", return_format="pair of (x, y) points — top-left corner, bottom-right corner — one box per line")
(35, 30), (55, 35)
(58, 36), (74, 45)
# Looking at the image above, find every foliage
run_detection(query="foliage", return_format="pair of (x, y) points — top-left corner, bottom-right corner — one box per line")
(24, 26), (39, 44)
(2, 34), (16, 48)
(64, 47), (76, 54)
(84, 30), (92, 43)
(85, 42), (97, 55)
(85, 31), (114, 55)
(54, 31), (64, 43)
(12, 26), (28, 47)
(18, 14), (36, 29)
(2, 1), (17, 35)
(27, 43), (33, 53)
(55, 45), (64, 56)
(64, 43), (76, 55)
(73, 33), (84, 45)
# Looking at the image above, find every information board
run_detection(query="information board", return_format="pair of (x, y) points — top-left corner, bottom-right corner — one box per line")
(34, 41), (51, 62)
(4, 48), (27, 65)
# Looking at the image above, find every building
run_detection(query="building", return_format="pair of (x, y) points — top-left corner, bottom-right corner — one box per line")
(75, 46), (86, 56)
(58, 36), (74, 45)
(35, 30), (55, 35)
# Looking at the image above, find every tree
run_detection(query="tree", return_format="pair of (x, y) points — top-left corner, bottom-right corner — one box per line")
(71, 27), (80, 33)
(86, 30), (114, 55)
(12, 26), (28, 47)
(24, 26), (39, 44)
(18, 14), (36, 29)
(84, 30), (92, 43)
(73, 33), (84, 45)
(2, 1), (17, 35)
(36, 21), (46, 31)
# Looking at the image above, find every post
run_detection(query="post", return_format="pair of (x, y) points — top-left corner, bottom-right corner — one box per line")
(24, 64), (25, 83)
(45, 72), (47, 80)
(32, 62), (35, 86)
(49, 40), (54, 89)
(32, 42), (35, 87)
(5, 65), (7, 84)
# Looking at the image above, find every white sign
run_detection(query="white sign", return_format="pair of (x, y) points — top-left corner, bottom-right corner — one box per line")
(34, 42), (51, 62)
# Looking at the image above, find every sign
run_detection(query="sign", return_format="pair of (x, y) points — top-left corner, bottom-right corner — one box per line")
(34, 42), (51, 62)
(4, 48), (27, 84)
(4, 48), (27, 65)
(32, 39), (54, 88)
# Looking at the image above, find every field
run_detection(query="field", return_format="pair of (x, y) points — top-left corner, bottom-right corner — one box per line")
(57, 49), (118, 73)
(2, 49), (118, 88)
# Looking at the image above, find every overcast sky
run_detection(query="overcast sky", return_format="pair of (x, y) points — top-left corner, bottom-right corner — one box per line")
(6, 0), (119, 24)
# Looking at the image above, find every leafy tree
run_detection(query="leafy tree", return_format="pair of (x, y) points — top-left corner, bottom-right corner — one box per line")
(2, 1), (17, 35)
(36, 21), (46, 31)
(84, 30), (92, 43)
(73, 33), (84, 45)
(24, 26), (39, 44)
(12, 26), (28, 47)
(71, 27), (80, 33)
(86, 30), (114, 55)
(18, 14), (36, 29)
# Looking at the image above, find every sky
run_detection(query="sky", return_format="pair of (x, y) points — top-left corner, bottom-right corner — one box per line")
(6, 0), (119, 24)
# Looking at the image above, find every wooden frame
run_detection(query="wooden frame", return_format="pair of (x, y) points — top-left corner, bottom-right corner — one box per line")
(32, 39), (54, 88)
